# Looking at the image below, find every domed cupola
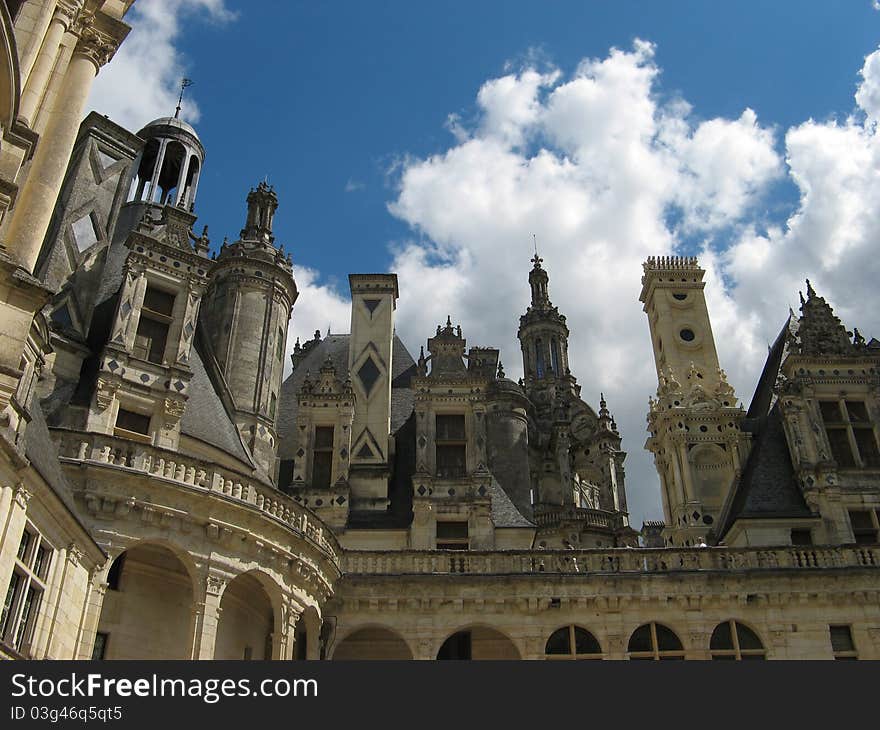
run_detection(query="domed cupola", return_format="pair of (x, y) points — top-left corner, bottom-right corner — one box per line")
(127, 114), (205, 210)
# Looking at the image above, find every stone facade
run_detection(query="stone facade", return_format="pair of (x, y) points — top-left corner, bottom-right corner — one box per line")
(0, 1), (878, 662)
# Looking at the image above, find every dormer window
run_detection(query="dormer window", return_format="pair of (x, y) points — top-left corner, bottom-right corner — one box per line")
(312, 426), (334, 489)
(133, 286), (175, 365)
(435, 414), (466, 478)
(436, 521), (469, 550)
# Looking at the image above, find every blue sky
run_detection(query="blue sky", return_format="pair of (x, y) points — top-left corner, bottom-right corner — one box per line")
(89, 1), (880, 526)
(175, 1), (877, 276)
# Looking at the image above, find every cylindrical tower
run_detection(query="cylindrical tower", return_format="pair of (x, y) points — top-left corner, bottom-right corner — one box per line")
(200, 182), (298, 476)
(518, 254), (572, 387)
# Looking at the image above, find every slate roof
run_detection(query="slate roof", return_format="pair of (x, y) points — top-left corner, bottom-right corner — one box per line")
(716, 318), (815, 540)
(25, 394), (103, 552)
(179, 333), (255, 469)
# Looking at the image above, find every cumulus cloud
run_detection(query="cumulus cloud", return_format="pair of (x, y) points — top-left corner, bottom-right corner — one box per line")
(384, 39), (880, 527)
(87, 0), (235, 130)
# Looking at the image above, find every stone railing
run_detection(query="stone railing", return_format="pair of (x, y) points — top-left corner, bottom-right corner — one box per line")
(343, 544), (879, 576)
(532, 506), (625, 530)
(53, 429), (342, 564)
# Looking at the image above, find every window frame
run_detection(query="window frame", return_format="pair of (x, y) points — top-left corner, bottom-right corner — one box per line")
(436, 520), (469, 551)
(0, 524), (53, 657)
(113, 407), (153, 444)
(847, 508), (880, 545)
(819, 399), (879, 469)
(544, 625), (604, 660)
(132, 285), (176, 365)
(829, 625), (858, 660)
(709, 620), (766, 660)
(435, 413), (467, 479)
(311, 425), (335, 489)
(627, 622), (685, 660)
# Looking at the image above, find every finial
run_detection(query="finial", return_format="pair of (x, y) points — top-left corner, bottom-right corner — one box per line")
(314, 329), (321, 341)
(446, 315), (452, 328)
(805, 278), (815, 299)
(174, 78), (194, 119)
(497, 361), (505, 379)
(799, 290), (805, 306)
(327, 323), (331, 337)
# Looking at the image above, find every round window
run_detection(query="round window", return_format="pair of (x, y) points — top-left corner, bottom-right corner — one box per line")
(679, 328), (695, 342)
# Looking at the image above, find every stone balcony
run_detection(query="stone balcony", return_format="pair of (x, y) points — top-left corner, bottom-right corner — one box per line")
(52, 428), (342, 566)
(343, 544), (879, 576)
(532, 505), (627, 530)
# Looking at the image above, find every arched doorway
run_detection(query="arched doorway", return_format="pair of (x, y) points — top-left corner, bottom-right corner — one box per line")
(93, 543), (194, 660)
(437, 626), (521, 660)
(331, 626), (413, 660)
(214, 572), (276, 660)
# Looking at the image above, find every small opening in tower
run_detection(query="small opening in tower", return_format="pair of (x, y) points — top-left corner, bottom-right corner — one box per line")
(679, 328), (695, 342)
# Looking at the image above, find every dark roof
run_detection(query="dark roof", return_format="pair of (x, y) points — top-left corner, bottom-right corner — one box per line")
(747, 316), (793, 419)
(180, 335), (255, 468)
(25, 394), (102, 552)
(716, 402), (814, 540)
(489, 479), (534, 528)
(277, 333), (416, 460)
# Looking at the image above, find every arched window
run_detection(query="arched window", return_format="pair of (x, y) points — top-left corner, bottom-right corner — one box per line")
(545, 625), (602, 659)
(550, 337), (559, 375)
(710, 620), (766, 660)
(535, 339), (545, 379)
(627, 622), (684, 660)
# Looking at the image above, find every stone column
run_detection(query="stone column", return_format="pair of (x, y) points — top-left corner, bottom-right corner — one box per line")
(4, 12), (126, 274)
(190, 575), (225, 660)
(74, 572), (107, 659)
(18, 3), (79, 127)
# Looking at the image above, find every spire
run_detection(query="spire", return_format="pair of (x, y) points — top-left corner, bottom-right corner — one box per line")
(174, 78), (194, 119)
(796, 279), (853, 356)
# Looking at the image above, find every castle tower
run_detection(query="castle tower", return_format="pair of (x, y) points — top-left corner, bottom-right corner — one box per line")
(200, 182), (297, 476)
(640, 256), (749, 546)
(518, 254), (573, 391)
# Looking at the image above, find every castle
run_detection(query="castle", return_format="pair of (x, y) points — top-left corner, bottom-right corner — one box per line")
(0, 1), (877, 661)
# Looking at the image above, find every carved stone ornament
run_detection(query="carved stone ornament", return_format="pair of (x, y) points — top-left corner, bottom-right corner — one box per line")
(95, 378), (119, 410)
(73, 12), (122, 69)
(163, 397), (186, 425)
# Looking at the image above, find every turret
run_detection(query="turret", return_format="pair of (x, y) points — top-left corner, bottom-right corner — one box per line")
(200, 182), (297, 477)
(518, 254), (573, 391)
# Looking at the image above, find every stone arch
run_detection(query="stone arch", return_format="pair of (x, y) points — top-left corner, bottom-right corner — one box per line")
(437, 625), (521, 660)
(294, 604), (322, 660)
(93, 540), (196, 660)
(710, 619), (766, 660)
(329, 624), (414, 660)
(214, 569), (284, 660)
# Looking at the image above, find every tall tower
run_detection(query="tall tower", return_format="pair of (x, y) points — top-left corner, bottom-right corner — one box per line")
(518, 253), (573, 392)
(200, 183), (298, 476)
(640, 256), (749, 546)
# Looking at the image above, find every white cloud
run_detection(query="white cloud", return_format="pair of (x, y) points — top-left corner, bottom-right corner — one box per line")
(384, 40), (813, 527)
(87, 0), (236, 131)
(345, 178), (365, 193)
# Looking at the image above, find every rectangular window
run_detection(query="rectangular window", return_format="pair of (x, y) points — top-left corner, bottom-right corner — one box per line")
(269, 392), (277, 420)
(820, 400), (879, 469)
(133, 286), (175, 365)
(1, 525), (51, 656)
(91, 632), (109, 660)
(311, 426), (334, 489)
(848, 510), (879, 545)
(436, 414), (466, 478)
(790, 529), (813, 546)
(277, 327), (284, 361)
(436, 521), (469, 550)
(114, 408), (151, 443)
(830, 625), (858, 660)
